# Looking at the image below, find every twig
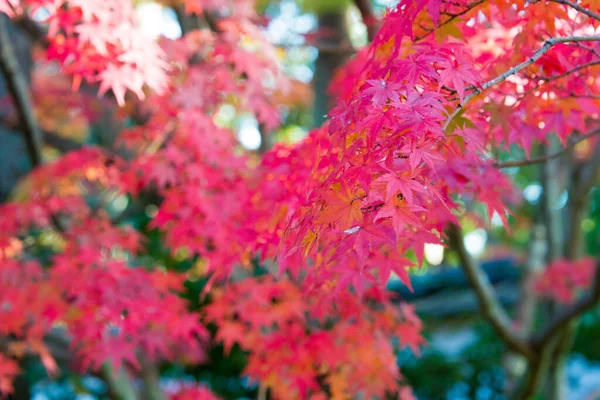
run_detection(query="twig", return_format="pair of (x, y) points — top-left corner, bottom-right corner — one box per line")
(540, 60), (600, 82)
(494, 128), (600, 168)
(443, 35), (600, 132)
(517, 60), (600, 100)
(549, 0), (600, 22)
(446, 224), (535, 359)
(414, 0), (487, 42)
(0, 13), (43, 167)
(567, 42), (600, 59)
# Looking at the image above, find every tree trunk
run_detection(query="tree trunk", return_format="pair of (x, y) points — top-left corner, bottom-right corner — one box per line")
(312, 12), (352, 127)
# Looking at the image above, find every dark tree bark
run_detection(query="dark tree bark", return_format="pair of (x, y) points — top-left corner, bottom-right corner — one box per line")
(0, 13), (35, 201)
(312, 12), (353, 127)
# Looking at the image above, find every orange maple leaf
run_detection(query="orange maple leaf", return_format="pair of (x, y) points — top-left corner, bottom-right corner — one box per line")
(316, 183), (364, 231)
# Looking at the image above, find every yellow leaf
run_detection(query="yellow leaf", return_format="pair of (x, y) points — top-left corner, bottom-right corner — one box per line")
(435, 20), (464, 44)
(374, 36), (396, 64)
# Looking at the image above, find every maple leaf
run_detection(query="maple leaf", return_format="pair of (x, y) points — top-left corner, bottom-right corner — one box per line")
(374, 196), (427, 240)
(427, 0), (442, 25)
(169, 385), (222, 400)
(98, 64), (144, 106)
(0, 355), (18, 395)
(396, 51), (442, 87)
(362, 79), (405, 106)
(479, 190), (512, 230)
(215, 321), (247, 354)
(316, 182), (364, 231)
(438, 56), (479, 103)
(534, 258), (595, 303)
(373, 169), (428, 204)
(368, 250), (415, 291)
(397, 136), (445, 171)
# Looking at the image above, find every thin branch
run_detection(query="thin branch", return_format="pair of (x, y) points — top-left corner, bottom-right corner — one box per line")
(567, 42), (600, 59)
(443, 35), (600, 131)
(352, 0), (379, 41)
(446, 224), (535, 360)
(570, 93), (600, 99)
(414, 0), (487, 42)
(1, 117), (84, 152)
(42, 130), (84, 152)
(0, 13), (43, 167)
(517, 60), (600, 100)
(549, 0), (600, 22)
(536, 60), (600, 83)
(100, 363), (138, 400)
(494, 128), (600, 168)
(257, 383), (267, 400)
(531, 259), (600, 349)
(139, 354), (167, 400)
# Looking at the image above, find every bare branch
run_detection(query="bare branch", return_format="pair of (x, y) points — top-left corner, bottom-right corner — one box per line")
(549, 0), (600, 22)
(0, 13), (43, 167)
(443, 35), (600, 131)
(446, 224), (535, 359)
(494, 128), (600, 168)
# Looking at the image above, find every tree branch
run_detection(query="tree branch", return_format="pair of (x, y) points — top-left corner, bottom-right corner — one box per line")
(100, 363), (138, 400)
(531, 259), (600, 349)
(1, 117), (84, 152)
(443, 35), (600, 131)
(537, 60), (600, 83)
(0, 13), (43, 167)
(549, 0), (600, 22)
(415, 0), (487, 42)
(514, 340), (556, 400)
(494, 128), (600, 168)
(139, 354), (167, 400)
(352, 0), (379, 41)
(42, 130), (84, 152)
(446, 224), (535, 359)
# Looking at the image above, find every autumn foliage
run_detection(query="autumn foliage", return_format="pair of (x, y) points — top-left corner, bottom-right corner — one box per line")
(1, 0), (600, 398)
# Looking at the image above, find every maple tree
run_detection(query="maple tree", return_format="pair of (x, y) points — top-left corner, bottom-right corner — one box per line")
(0, 0), (599, 398)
